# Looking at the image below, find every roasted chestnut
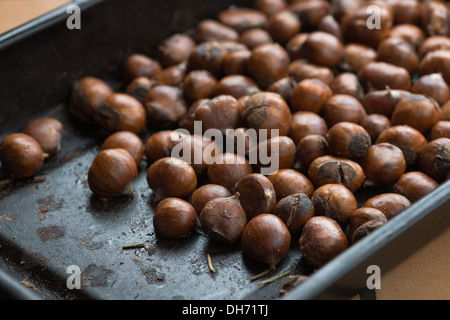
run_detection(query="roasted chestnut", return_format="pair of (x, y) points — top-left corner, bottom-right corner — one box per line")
(351, 219), (386, 244)
(199, 193), (247, 243)
(123, 53), (162, 82)
(88, 148), (138, 198)
(376, 37), (419, 74)
(207, 153), (253, 191)
(241, 213), (291, 270)
(212, 74), (259, 99)
(144, 85), (188, 130)
(308, 155), (365, 193)
(290, 78), (332, 114)
(360, 143), (406, 188)
(419, 137), (450, 182)
(326, 122), (372, 160)
(299, 216), (348, 269)
(126, 76), (153, 104)
(358, 61), (411, 91)
(376, 125), (427, 167)
(322, 94), (366, 127)
(342, 43), (377, 72)
(218, 7), (268, 33)
(146, 157), (197, 202)
(288, 60), (335, 85)
(239, 28), (273, 50)
(101, 131), (144, 166)
(266, 77), (297, 105)
(234, 173), (277, 220)
(187, 41), (228, 78)
(0, 133), (45, 179)
(69, 76), (112, 125)
(182, 70), (218, 103)
(311, 184), (357, 226)
(93, 93), (147, 134)
(267, 168), (314, 198)
(299, 31), (344, 67)
(392, 171), (439, 203)
(245, 91), (292, 138)
(411, 73), (450, 106)
(153, 198), (198, 238)
(267, 10), (301, 44)
(294, 134), (329, 173)
(158, 33), (196, 67)
(195, 19), (239, 43)
(144, 130), (185, 164)
(250, 135), (296, 173)
(23, 118), (63, 155)
(362, 193), (411, 220)
(330, 72), (364, 101)
(289, 111), (328, 145)
(247, 43), (290, 88)
(391, 94), (442, 134)
(348, 207), (387, 241)
(360, 114), (391, 142)
(288, 0), (330, 31)
(430, 121), (450, 140)
(361, 88), (411, 118)
(419, 49), (450, 86)
(191, 184), (232, 215)
(274, 193), (314, 234)
(154, 63), (187, 87)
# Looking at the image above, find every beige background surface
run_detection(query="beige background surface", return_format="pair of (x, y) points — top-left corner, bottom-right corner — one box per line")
(0, 0), (449, 300)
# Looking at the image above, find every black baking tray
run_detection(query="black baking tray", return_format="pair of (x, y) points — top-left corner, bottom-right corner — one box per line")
(0, 0), (449, 301)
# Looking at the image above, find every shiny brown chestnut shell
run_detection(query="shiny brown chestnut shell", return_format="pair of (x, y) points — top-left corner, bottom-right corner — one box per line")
(351, 219), (386, 244)
(274, 193), (315, 234)
(361, 88), (411, 118)
(153, 198), (198, 238)
(123, 53), (162, 82)
(182, 70), (218, 103)
(88, 148), (138, 198)
(411, 73), (450, 107)
(187, 41), (228, 78)
(267, 9), (302, 44)
(294, 134), (329, 173)
(322, 94), (366, 127)
(430, 121), (450, 140)
(342, 43), (377, 72)
(239, 28), (273, 50)
(376, 125), (427, 167)
(93, 93), (147, 134)
(234, 173), (277, 220)
(392, 171), (439, 203)
(247, 43), (290, 89)
(195, 19), (239, 43)
(300, 31), (344, 67)
(191, 184), (233, 215)
(289, 111), (328, 145)
(250, 135), (296, 174)
(199, 194), (247, 243)
(391, 94), (442, 134)
(241, 213), (291, 270)
(363, 193), (411, 220)
(207, 153), (253, 191)
(0, 133), (45, 179)
(419, 49), (450, 86)
(290, 78), (332, 114)
(101, 131), (144, 166)
(419, 138), (450, 182)
(330, 72), (364, 101)
(299, 216), (348, 269)
(288, 60), (335, 85)
(144, 130), (185, 164)
(146, 157), (197, 202)
(23, 118), (64, 155)
(358, 61), (411, 91)
(218, 7), (268, 33)
(360, 143), (406, 188)
(126, 76), (153, 104)
(144, 85), (188, 130)
(212, 74), (259, 99)
(194, 95), (241, 134)
(158, 33), (196, 67)
(267, 168), (314, 198)
(376, 37), (419, 74)
(326, 122), (372, 160)
(69, 76), (112, 125)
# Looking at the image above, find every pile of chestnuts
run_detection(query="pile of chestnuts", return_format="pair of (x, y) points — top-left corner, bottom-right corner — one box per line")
(4, 0), (450, 293)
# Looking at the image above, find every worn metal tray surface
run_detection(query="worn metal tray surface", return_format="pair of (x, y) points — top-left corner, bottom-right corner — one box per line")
(0, 0), (449, 300)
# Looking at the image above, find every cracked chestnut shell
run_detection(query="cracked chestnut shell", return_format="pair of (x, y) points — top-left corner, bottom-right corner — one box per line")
(326, 122), (371, 160)
(308, 155), (364, 192)
(199, 193), (247, 243)
(348, 207), (387, 241)
(241, 213), (291, 270)
(311, 184), (357, 226)
(153, 198), (198, 238)
(351, 219), (386, 243)
(274, 193), (315, 234)
(0, 133), (45, 179)
(23, 118), (63, 155)
(234, 173), (277, 220)
(147, 157), (197, 202)
(88, 148), (138, 198)
(299, 216), (348, 269)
